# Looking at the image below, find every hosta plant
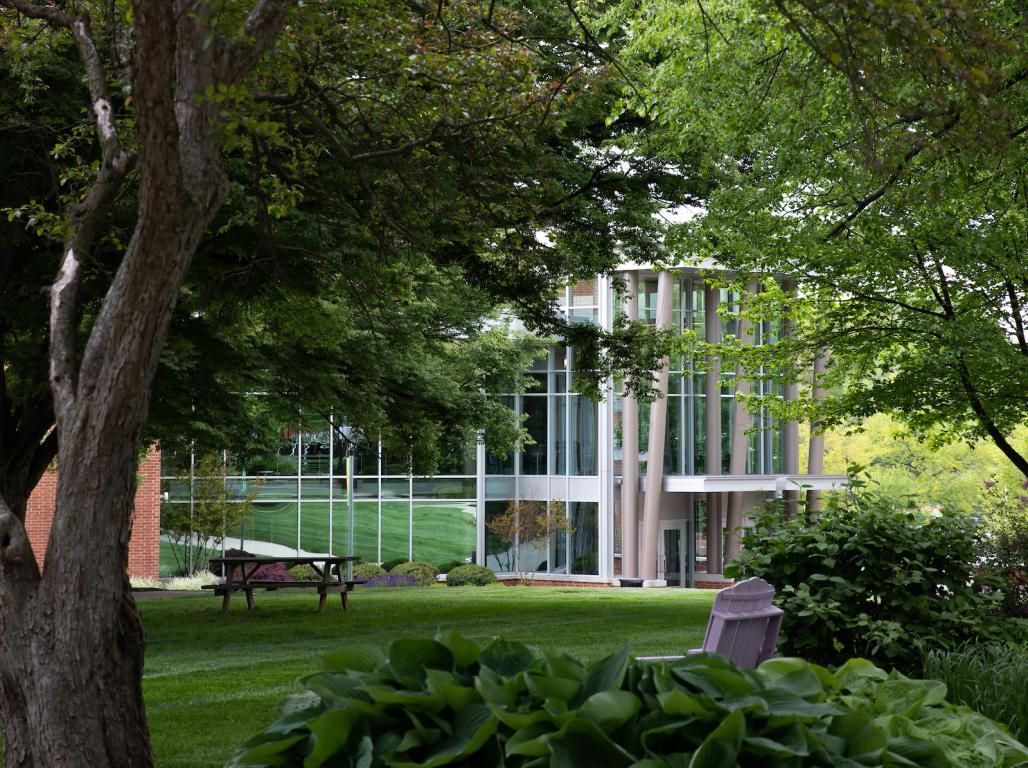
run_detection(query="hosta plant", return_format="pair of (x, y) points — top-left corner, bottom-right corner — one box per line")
(228, 632), (1028, 768)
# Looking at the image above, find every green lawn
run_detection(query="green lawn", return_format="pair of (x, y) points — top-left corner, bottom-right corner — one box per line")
(140, 586), (715, 768)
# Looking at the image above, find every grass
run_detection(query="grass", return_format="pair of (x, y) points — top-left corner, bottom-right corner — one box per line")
(140, 586), (714, 767)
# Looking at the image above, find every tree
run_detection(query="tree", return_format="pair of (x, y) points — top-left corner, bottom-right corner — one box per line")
(160, 454), (262, 576)
(615, 0), (1028, 475)
(0, 1), (693, 764)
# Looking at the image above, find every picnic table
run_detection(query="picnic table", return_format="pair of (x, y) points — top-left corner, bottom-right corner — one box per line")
(204, 555), (360, 613)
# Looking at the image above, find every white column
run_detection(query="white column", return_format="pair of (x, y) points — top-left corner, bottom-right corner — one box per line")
(597, 274), (613, 579)
(704, 283), (723, 575)
(621, 271), (640, 578)
(641, 271), (674, 581)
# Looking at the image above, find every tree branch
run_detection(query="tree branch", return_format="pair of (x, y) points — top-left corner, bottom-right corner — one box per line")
(218, 0), (294, 85)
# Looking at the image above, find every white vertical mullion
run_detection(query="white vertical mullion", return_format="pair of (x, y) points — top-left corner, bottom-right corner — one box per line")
(296, 420), (303, 556)
(328, 414), (334, 556)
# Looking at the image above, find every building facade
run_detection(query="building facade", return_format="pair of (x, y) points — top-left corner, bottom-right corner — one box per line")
(160, 266), (846, 583)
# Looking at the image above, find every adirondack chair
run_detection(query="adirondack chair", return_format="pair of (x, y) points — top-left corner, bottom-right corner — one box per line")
(638, 577), (784, 668)
(691, 577), (783, 668)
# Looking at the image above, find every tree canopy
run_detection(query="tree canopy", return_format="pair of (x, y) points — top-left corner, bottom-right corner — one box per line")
(615, 0), (1028, 475)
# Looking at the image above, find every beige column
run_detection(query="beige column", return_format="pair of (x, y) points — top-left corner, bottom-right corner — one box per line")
(782, 294), (800, 518)
(640, 271), (674, 581)
(704, 283), (723, 574)
(806, 347), (829, 516)
(726, 282), (755, 564)
(621, 272), (640, 578)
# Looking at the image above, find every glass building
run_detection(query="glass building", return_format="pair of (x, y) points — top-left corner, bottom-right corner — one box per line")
(160, 266), (846, 584)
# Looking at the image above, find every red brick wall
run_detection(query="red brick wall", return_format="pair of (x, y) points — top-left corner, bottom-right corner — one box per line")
(25, 446), (161, 579)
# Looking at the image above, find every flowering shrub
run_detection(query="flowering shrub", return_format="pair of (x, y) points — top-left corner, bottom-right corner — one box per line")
(361, 574), (416, 588)
(389, 561), (439, 586)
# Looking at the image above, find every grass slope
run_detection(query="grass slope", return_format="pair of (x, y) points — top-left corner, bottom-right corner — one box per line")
(141, 586), (714, 768)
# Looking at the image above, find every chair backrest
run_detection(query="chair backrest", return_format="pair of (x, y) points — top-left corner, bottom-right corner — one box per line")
(700, 577), (783, 668)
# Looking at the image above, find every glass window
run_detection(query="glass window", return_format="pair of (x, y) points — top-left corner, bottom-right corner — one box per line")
(569, 502), (598, 575)
(664, 395), (682, 475)
(412, 502), (476, 567)
(380, 478), (409, 499)
(300, 478), (330, 500)
(694, 397), (707, 474)
(380, 500), (410, 563)
(245, 501), (298, 552)
(551, 394), (567, 475)
(332, 500), (379, 562)
(411, 477), (476, 499)
(721, 398), (734, 474)
(353, 478), (380, 499)
(694, 498), (708, 571)
(485, 500), (515, 572)
(253, 477), (297, 500)
(521, 396), (548, 475)
(300, 501), (329, 553)
(571, 396), (597, 476)
(550, 505), (567, 574)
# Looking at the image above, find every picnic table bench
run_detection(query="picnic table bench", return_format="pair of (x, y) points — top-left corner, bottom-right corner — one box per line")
(203, 555), (361, 613)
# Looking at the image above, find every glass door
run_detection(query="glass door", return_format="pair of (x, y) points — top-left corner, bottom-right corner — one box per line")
(658, 520), (690, 586)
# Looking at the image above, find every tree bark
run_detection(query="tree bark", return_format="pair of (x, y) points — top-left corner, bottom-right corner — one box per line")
(0, 2), (291, 765)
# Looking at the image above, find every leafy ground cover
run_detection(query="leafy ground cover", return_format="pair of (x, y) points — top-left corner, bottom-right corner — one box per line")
(139, 586), (715, 768)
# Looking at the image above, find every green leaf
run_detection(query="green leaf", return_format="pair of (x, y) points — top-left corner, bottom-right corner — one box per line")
(578, 690), (643, 731)
(388, 639), (456, 681)
(479, 638), (539, 676)
(546, 718), (637, 768)
(688, 709), (744, 768)
(303, 710), (360, 767)
(576, 646), (630, 704)
(434, 630), (481, 669)
(320, 645), (385, 673)
(391, 704), (497, 768)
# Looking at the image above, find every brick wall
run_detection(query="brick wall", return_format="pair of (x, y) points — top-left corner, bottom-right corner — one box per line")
(24, 446), (161, 579)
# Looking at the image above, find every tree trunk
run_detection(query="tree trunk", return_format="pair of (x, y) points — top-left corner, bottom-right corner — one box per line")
(0, 1), (291, 765)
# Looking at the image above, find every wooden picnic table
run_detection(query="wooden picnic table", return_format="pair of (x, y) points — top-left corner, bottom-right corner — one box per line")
(204, 555), (360, 613)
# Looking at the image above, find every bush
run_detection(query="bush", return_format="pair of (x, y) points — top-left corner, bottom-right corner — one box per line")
(288, 564), (320, 581)
(230, 632), (1028, 768)
(445, 563), (497, 586)
(380, 558), (408, 572)
(729, 488), (1018, 672)
(250, 562), (293, 581)
(351, 562), (386, 581)
(389, 561), (439, 587)
(435, 559), (466, 574)
(980, 481), (1028, 618)
(924, 644), (1028, 744)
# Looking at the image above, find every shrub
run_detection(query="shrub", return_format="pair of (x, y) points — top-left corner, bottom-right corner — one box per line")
(729, 488), (1018, 672)
(380, 558), (408, 572)
(445, 563), (497, 586)
(389, 560), (439, 587)
(288, 564), (320, 581)
(351, 562), (386, 581)
(230, 632), (1028, 768)
(250, 561), (293, 582)
(980, 481), (1028, 618)
(435, 559), (466, 574)
(924, 644), (1028, 744)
